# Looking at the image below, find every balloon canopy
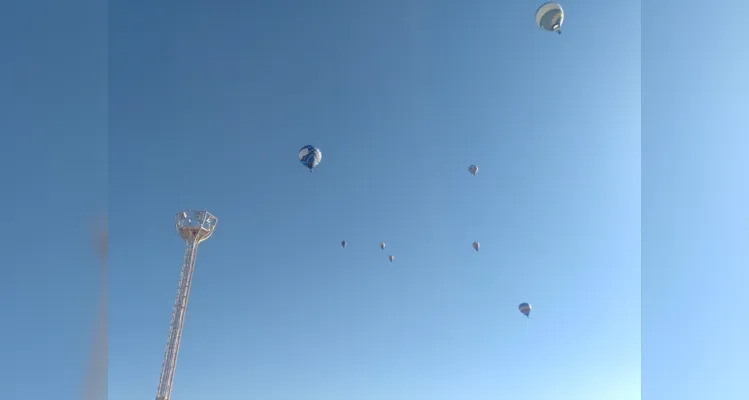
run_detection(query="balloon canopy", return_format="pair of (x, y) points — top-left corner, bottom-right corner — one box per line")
(535, 2), (564, 33)
(298, 145), (322, 171)
(519, 303), (532, 317)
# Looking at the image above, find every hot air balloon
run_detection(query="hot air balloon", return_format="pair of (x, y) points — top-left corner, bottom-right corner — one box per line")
(341, 240), (347, 248)
(380, 242), (386, 250)
(468, 165), (479, 176)
(519, 303), (532, 318)
(298, 145), (322, 171)
(472, 241), (480, 252)
(535, 2), (564, 35)
(388, 255), (395, 262)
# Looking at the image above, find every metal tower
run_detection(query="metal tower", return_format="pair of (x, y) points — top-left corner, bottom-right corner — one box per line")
(155, 210), (218, 400)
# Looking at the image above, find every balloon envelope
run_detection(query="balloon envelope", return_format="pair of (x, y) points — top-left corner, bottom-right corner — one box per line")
(388, 255), (395, 262)
(380, 242), (386, 250)
(535, 2), (564, 32)
(519, 302), (532, 317)
(472, 241), (480, 251)
(468, 165), (479, 176)
(341, 240), (347, 248)
(298, 145), (322, 171)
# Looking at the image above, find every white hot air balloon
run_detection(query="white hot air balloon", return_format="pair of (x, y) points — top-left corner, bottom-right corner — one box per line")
(535, 2), (564, 35)
(472, 241), (480, 252)
(380, 242), (386, 250)
(388, 255), (395, 262)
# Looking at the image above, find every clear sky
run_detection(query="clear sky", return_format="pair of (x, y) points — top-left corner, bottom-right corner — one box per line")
(3, 0), (744, 400)
(641, 1), (749, 399)
(107, 1), (640, 399)
(0, 0), (107, 399)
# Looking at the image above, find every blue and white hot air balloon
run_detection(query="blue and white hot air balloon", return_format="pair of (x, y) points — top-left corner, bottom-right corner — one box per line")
(468, 165), (479, 176)
(535, 2), (564, 35)
(519, 302), (532, 318)
(298, 145), (322, 171)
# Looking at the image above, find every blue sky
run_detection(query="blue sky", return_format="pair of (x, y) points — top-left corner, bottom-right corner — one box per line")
(642, 1), (749, 399)
(107, 1), (640, 399)
(2, 0), (746, 399)
(0, 0), (107, 399)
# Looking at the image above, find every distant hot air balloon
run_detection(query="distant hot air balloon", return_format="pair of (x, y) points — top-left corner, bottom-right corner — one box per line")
(535, 2), (564, 35)
(388, 255), (395, 262)
(298, 145), (322, 171)
(472, 241), (480, 252)
(380, 242), (386, 250)
(468, 165), (479, 176)
(519, 303), (532, 318)
(341, 240), (347, 248)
